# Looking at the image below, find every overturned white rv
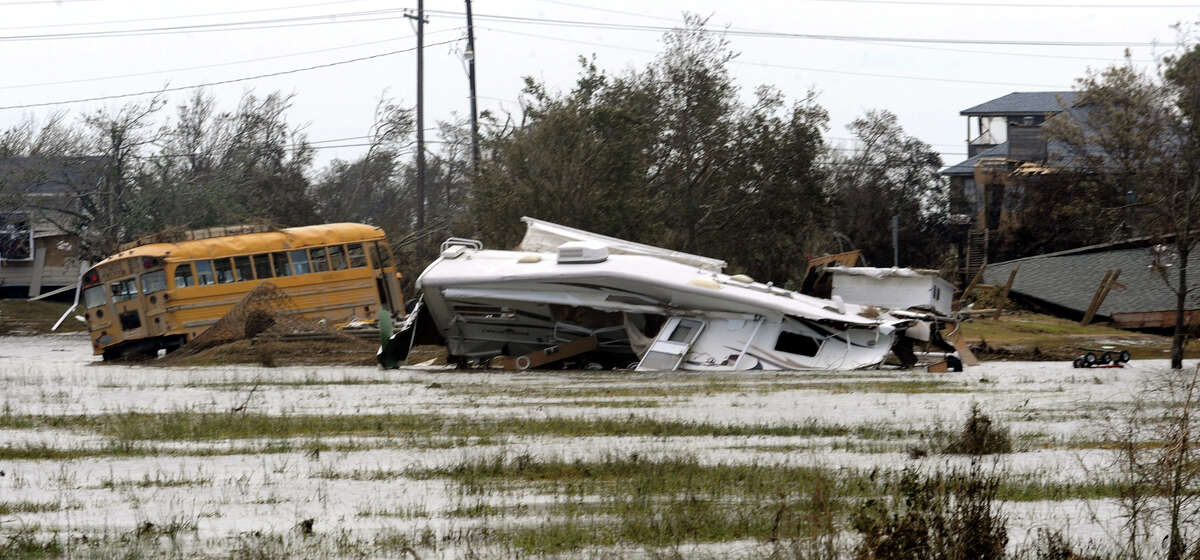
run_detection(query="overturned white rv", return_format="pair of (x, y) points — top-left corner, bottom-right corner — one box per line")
(380, 218), (925, 371)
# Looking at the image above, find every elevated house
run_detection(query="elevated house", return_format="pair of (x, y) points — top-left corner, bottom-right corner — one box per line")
(0, 157), (103, 298)
(940, 91), (1078, 281)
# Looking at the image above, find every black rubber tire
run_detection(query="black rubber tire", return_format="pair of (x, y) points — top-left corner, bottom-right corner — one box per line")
(1119, 350), (1132, 363)
(1073, 358), (1084, 368)
(1084, 352), (1097, 364)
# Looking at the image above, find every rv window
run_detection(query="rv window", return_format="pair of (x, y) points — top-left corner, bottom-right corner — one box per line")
(213, 258), (235, 284)
(233, 256), (254, 282)
(271, 252), (291, 277)
(194, 260), (215, 286)
(253, 254), (272, 280)
(141, 270), (166, 294)
(174, 263), (194, 288)
(347, 243), (367, 268)
(327, 245), (347, 270)
(667, 319), (703, 343)
(110, 278), (138, 302)
(309, 247), (329, 273)
(289, 250), (310, 275)
(775, 331), (821, 357)
(84, 285), (107, 309)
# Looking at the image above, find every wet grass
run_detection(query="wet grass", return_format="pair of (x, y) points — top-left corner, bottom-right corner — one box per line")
(0, 410), (920, 444)
(400, 453), (1123, 554)
(0, 500), (72, 515)
(444, 378), (970, 399)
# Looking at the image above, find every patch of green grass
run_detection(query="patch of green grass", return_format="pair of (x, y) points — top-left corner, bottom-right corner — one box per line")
(408, 453), (1135, 554)
(0, 501), (71, 515)
(0, 410), (919, 443)
(0, 300), (77, 335)
(444, 379), (968, 399)
(99, 471), (213, 490)
(492, 399), (662, 408)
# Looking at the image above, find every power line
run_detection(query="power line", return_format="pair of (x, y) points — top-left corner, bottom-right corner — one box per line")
(0, 8), (412, 41)
(428, 9), (1168, 48)
(0, 0), (370, 32)
(809, 0), (1200, 7)
(0, 38), (463, 111)
(535, 0), (1155, 63)
(0, 27), (465, 91)
(0, 0), (98, 4)
(481, 26), (1070, 89)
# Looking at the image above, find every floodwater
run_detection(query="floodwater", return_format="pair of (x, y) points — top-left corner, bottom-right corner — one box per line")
(0, 334), (1188, 557)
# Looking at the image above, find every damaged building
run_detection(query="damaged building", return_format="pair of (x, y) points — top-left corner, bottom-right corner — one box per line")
(940, 91), (1078, 282)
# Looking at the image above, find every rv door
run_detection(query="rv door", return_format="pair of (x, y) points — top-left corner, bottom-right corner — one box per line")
(636, 317), (705, 371)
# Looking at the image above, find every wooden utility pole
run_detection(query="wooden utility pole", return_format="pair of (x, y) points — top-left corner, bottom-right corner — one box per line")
(465, 0), (480, 174)
(405, 2), (428, 232)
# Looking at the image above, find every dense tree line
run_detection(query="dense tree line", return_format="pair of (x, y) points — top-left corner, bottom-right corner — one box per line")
(1, 17), (950, 287)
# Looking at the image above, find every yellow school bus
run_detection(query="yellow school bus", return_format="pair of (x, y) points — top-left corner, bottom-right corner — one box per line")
(81, 223), (405, 360)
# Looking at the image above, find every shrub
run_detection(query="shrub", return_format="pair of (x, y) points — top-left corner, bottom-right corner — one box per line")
(852, 464), (1007, 560)
(944, 403), (1012, 455)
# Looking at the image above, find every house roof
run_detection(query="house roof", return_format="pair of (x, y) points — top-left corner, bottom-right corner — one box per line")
(940, 142), (1008, 176)
(0, 156), (105, 195)
(981, 240), (1200, 317)
(960, 91), (1077, 116)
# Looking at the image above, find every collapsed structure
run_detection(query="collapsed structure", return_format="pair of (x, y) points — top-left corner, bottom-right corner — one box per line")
(380, 218), (962, 371)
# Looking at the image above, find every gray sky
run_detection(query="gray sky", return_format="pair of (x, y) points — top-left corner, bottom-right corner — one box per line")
(0, 0), (1192, 171)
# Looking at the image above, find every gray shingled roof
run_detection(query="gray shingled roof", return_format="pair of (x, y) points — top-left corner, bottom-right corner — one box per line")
(941, 142), (1008, 176)
(0, 157), (105, 195)
(982, 244), (1200, 318)
(961, 91), (1078, 116)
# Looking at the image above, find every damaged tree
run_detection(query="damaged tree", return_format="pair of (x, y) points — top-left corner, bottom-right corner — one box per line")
(1045, 42), (1200, 370)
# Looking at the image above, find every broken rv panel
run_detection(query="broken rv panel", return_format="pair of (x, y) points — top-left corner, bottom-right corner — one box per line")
(380, 218), (962, 372)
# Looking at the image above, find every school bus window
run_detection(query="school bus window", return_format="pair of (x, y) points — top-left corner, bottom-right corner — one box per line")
(214, 258), (235, 284)
(328, 245), (347, 271)
(310, 247), (329, 273)
(194, 260), (216, 285)
(111, 278), (138, 302)
(253, 254), (272, 280)
(347, 243), (367, 268)
(234, 256), (254, 281)
(174, 263), (195, 288)
(84, 285), (107, 309)
(271, 252), (291, 277)
(141, 270), (167, 294)
(373, 243), (392, 269)
(289, 250), (310, 275)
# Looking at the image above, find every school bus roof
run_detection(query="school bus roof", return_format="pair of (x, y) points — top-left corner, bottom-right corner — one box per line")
(94, 223), (388, 266)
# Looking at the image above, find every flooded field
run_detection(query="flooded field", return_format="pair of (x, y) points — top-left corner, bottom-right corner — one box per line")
(0, 333), (1182, 558)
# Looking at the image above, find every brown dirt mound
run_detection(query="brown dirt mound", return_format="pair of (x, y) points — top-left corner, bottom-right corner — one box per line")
(160, 283), (374, 366)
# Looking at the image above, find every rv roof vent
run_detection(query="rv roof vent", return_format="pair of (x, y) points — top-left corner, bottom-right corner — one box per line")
(557, 241), (609, 264)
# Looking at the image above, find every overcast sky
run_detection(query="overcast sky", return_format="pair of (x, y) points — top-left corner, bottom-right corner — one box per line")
(0, 0), (1194, 172)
